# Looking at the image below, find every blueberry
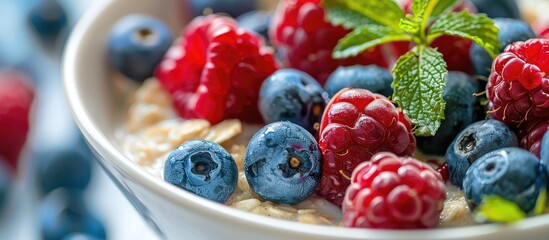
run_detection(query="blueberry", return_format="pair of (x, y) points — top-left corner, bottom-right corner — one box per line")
(27, 0), (68, 42)
(61, 233), (101, 240)
(35, 149), (93, 195)
(0, 160), (12, 213)
(189, 0), (255, 18)
(417, 72), (479, 155)
(471, 0), (522, 19)
(108, 15), (172, 83)
(445, 119), (518, 188)
(244, 121), (322, 205)
(324, 65), (393, 98)
(259, 69), (326, 133)
(164, 140), (237, 203)
(40, 189), (107, 240)
(463, 147), (546, 213)
(540, 130), (549, 176)
(470, 18), (537, 78)
(236, 11), (272, 42)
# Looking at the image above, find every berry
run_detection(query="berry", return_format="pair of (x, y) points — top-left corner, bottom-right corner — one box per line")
(40, 189), (107, 240)
(343, 152), (446, 229)
(445, 119), (518, 188)
(470, 18), (537, 78)
(61, 233), (102, 240)
(517, 119), (549, 157)
(27, 0), (68, 42)
(108, 15), (172, 82)
(236, 10), (272, 43)
(244, 121), (322, 205)
(317, 88), (416, 206)
(416, 72), (480, 155)
(324, 65), (393, 98)
(486, 39), (549, 125)
(35, 149), (93, 195)
(259, 69), (326, 133)
(0, 160), (11, 213)
(155, 15), (278, 124)
(270, 0), (389, 85)
(539, 25), (549, 39)
(471, 0), (522, 19)
(164, 140), (238, 203)
(463, 147), (546, 213)
(189, 0), (255, 18)
(0, 71), (35, 170)
(540, 130), (549, 175)
(403, 0), (478, 74)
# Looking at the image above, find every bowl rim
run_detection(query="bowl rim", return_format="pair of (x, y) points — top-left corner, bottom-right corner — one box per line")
(62, 0), (549, 239)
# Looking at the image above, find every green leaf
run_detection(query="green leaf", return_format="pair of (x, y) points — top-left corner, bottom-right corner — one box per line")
(431, 0), (460, 18)
(428, 10), (501, 58)
(534, 188), (547, 215)
(323, 0), (405, 30)
(392, 46), (447, 136)
(325, 6), (376, 30)
(333, 25), (411, 58)
(399, 17), (420, 34)
(411, 0), (439, 32)
(473, 195), (526, 223)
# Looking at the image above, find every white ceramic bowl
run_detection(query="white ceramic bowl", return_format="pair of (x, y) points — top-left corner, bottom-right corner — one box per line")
(63, 0), (549, 239)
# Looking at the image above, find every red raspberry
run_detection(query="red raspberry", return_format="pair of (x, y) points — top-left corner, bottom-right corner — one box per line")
(0, 71), (35, 170)
(517, 119), (549, 157)
(486, 39), (549, 125)
(402, 0), (477, 74)
(270, 0), (390, 85)
(155, 15), (279, 124)
(343, 152), (446, 229)
(317, 88), (416, 206)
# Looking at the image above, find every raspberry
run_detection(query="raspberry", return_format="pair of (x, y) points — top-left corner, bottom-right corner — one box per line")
(155, 15), (278, 124)
(402, 0), (478, 74)
(317, 88), (416, 206)
(0, 71), (35, 170)
(517, 119), (549, 157)
(486, 39), (549, 125)
(270, 0), (389, 84)
(343, 152), (446, 229)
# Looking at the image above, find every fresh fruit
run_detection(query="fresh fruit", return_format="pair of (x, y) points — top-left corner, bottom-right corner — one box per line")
(517, 119), (549, 157)
(108, 15), (172, 83)
(244, 121), (322, 205)
(270, 0), (388, 85)
(258, 69), (326, 133)
(486, 39), (549, 125)
(236, 10), (272, 43)
(27, 0), (68, 42)
(343, 152), (446, 229)
(324, 65), (393, 98)
(189, 0), (255, 18)
(471, 0), (522, 19)
(40, 189), (107, 240)
(164, 139), (238, 203)
(61, 233), (102, 240)
(403, 0), (478, 74)
(463, 147), (546, 213)
(0, 160), (11, 213)
(317, 88), (416, 206)
(416, 72), (480, 155)
(155, 15), (278, 124)
(35, 149), (93, 195)
(445, 119), (518, 188)
(540, 130), (549, 175)
(539, 25), (549, 39)
(470, 18), (537, 78)
(0, 71), (35, 170)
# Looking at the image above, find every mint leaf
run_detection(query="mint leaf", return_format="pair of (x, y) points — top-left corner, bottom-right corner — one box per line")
(325, 6), (376, 30)
(534, 188), (547, 215)
(333, 25), (411, 58)
(428, 10), (501, 57)
(431, 0), (460, 18)
(473, 195), (526, 223)
(392, 46), (447, 136)
(411, 0), (438, 31)
(323, 0), (404, 30)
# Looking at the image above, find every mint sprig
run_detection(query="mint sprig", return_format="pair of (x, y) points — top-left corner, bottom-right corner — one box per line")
(323, 0), (501, 136)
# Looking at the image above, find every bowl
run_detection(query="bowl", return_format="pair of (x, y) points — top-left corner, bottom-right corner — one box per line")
(63, 0), (549, 239)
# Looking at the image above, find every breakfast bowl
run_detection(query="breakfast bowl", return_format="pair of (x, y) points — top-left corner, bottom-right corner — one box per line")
(63, 0), (549, 239)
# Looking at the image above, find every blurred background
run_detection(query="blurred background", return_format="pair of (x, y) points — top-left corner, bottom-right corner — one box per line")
(0, 0), (549, 239)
